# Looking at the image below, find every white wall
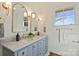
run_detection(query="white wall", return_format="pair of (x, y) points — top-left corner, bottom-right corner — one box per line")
(45, 3), (79, 55)
(0, 2), (79, 56)
(0, 3), (16, 55)
(23, 2), (79, 55)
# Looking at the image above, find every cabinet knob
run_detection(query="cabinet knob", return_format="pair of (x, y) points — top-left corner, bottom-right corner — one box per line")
(22, 52), (24, 55)
(33, 46), (35, 48)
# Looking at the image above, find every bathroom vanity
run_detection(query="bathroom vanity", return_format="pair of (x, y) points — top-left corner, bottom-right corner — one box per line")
(0, 35), (48, 56)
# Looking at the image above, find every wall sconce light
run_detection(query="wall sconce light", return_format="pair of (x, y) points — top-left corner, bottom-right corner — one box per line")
(31, 12), (36, 18)
(38, 18), (42, 21)
(2, 2), (12, 16)
(24, 12), (28, 17)
(28, 11), (31, 16)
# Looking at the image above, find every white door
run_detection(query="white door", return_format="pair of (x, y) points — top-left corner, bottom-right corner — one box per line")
(56, 28), (65, 52)
(55, 25), (79, 55)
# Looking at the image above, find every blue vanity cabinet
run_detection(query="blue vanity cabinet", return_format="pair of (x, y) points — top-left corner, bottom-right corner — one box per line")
(2, 36), (48, 56)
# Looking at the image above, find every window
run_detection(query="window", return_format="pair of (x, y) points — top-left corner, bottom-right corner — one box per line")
(55, 8), (75, 26)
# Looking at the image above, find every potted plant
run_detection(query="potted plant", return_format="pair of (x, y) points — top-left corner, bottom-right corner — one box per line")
(27, 32), (35, 39)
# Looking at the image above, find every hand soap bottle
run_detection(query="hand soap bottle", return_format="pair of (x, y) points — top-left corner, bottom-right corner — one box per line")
(37, 32), (40, 36)
(16, 33), (20, 41)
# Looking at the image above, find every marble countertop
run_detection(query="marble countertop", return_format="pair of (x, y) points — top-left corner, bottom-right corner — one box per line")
(0, 34), (46, 52)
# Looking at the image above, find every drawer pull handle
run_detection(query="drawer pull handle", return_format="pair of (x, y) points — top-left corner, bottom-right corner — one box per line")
(33, 46), (35, 48)
(22, 52), (24, 55)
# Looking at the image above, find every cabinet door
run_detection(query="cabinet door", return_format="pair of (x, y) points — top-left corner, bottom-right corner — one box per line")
(37, 41), (41, 56)
(32, 42), (38, 56)
(17, 48), (26, 56)
(24, 47), (28, 56)
(42, 38), (46, 55)
(44, 37), (48, 54)
(37, 40), (44, 56)
(26, 45), (32, 56)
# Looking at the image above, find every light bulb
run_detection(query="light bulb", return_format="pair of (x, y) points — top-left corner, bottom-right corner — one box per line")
(38, 18), (42, 21)
(28, 11), (31, 16)
(5, 2), (12, 8)
(2, 2), (12, 9)
(32, 13), (36, 18)
(24, 12), (27, 17)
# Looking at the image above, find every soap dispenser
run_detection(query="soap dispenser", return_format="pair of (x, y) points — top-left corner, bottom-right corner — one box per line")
(16, 33), (20, 41)
(37, 32), (40, 36)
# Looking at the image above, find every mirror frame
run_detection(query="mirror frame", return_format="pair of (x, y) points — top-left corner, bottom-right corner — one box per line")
(0, 17), (4, 38)
(12, 3), (28, 32)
